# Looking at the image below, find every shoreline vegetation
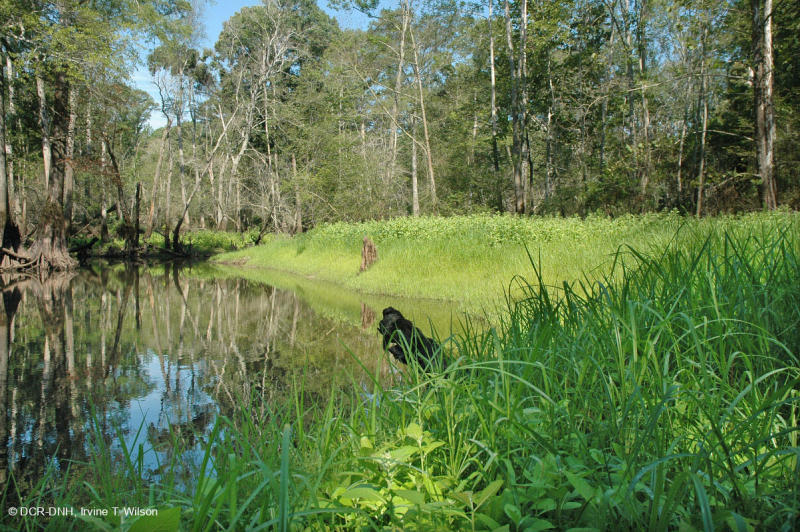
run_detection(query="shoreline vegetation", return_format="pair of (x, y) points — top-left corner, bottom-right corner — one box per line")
(3, 212), (799, 531)
(212, 211), (798, 313)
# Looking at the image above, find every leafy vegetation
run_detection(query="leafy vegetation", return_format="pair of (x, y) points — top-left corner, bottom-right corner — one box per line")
(215, 211), (798, 312)
(4, 219), (798, 531)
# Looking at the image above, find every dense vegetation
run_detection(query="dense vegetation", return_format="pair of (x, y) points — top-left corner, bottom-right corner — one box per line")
(214, 211), (795, 311)
(3, 217), (798, 531)
(1, 0), (799, 269)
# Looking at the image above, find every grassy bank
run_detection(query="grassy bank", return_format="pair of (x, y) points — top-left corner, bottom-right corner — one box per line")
(3, 220), (798, 531)
(213, 211), (798, 313)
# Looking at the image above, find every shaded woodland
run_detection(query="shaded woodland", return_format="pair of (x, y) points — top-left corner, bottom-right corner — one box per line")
(1, 0), (799, 268)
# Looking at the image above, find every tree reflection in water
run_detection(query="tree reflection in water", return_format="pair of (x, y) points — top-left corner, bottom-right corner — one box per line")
(0, 263), (467, 501)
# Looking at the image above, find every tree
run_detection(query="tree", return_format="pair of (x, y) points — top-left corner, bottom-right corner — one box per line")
(751, 0), (777, 209)
(1, 0), (174, 269)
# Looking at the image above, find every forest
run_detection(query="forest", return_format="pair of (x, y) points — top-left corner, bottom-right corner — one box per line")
(0, 0), (798, 270)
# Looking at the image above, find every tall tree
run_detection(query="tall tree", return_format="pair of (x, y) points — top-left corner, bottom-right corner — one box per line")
(751, 0), (777, 209)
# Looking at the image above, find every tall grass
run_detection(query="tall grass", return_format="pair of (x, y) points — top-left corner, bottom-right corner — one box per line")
(3, 222), (798, 531)
(213, 211), (798, 314)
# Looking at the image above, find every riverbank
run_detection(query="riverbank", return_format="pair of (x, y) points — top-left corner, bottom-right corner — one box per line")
(213, 211), (797, 312)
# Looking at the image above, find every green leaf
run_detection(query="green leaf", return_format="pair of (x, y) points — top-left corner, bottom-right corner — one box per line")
(389, 445), (419, 461)
(405, 422), (423, 442)
(450, 491), (474, 507)
(126, 507), (181, 532)
(504, 503), (522, 525)
(340, 486), (386, 503)
(531, 498), (556, 511)
(475, 512), (502, 530)
(474, 479), (504, 509)
(422, 441), (444, 454)
(725, 512), (757, 532)
(564, 470), (596, 502)
(522, 518), (555, 532)
(395, 489), (425, 505)
(73, 514), (115, 532)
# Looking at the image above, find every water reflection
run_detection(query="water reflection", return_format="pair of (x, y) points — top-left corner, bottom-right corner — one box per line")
(0, 262), (472, 496)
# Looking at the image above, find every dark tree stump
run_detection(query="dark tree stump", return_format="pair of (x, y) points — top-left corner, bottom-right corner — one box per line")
(360, 236), (377, 272)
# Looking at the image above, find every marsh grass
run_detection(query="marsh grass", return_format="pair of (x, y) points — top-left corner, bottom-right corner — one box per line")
(213, 211), (798, 314)
(3, 218), (799, 531)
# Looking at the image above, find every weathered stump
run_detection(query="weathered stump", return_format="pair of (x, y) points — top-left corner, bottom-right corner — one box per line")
(360, 236), (377, 272)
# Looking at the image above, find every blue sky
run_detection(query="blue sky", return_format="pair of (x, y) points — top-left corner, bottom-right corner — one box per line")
(135, 0), (382, 128)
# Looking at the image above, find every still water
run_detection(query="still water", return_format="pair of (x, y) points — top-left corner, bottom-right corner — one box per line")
(0, 262), (476, 494)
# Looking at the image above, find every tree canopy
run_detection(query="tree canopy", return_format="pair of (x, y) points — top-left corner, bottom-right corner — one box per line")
(1, 0), (798, 269)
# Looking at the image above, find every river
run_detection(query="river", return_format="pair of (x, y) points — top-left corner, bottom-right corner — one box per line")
(0, 262), (479, 496)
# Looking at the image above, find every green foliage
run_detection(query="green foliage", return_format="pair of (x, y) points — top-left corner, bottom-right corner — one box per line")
(5, 217), (798, 531)
(142, 229), (260, 254)
(215, 212), (799, 313)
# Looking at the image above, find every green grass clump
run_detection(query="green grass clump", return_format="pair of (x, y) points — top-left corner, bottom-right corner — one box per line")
(213, 211), (798, 314)
(4, 224), (798, 531)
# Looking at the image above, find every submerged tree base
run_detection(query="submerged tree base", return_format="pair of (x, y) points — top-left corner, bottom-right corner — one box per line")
(2, 202), (78, 273)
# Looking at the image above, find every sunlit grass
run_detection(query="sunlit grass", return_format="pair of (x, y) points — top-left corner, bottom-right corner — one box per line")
(213, 211), (798, 315)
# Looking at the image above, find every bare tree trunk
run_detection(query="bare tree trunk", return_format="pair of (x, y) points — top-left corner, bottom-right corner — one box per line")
(177, 111), (188, 229)
(519, 0), (529, 213)
(83, 91), (92, 223)
(228, 117), (252, 231)
(64, 85), (77, 231)
(638, 0), (651, 203)
(470, 94), (478, 166)
(103, 136), (125, 224)
(0, 55), (8, 248)
(545, 54), (555, 204)
(145, 119), (171, 239)
(3, 55), (17, 226)
(488, 0), (501, 211)
(696, 26), (709, 217)
(676, 94), (691, 205)
(752, 0), (777, 209)
(100, 138), (108, 243)
(84, 90), (92, 156)
(269, 154), (280, 233)
(409, 27), (436, 207)
(389, 0), (410, 187)
(134, 182), (141, 250)
(164, 139), (173, 249)
(172, 165), (201, 253)
(292, 154), (302, 233)
(170, 125), (230, 251)
(504, 0), (524, 213)
(217, 154), (228, 228)
(28, 71), (77, 270)
(600, 29), (615, 176)
(36, 76), (52, 190)
(411, 116), (419, 217)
